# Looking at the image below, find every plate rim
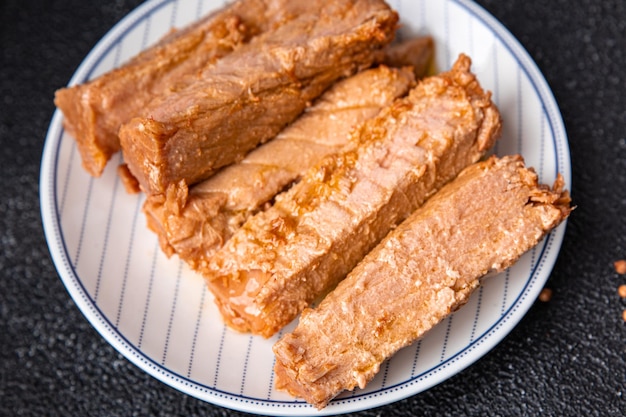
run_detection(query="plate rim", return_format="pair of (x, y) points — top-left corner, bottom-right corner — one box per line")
(40, 0), (571, 415)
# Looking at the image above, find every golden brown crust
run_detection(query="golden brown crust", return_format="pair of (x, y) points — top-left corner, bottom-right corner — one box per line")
(272, 155), (572, 409)
(383, 36), (435, 78)
(202, 54), (502, 338)
(142, 65), (416, 265)
(119, 0), (399, 194)
(54, 0), (273, 176)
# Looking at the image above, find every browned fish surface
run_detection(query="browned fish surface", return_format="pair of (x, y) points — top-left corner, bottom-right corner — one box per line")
(143, 65), (416, 264)
(202, 54), (501, 338)
(273, 155), (572, 409)
(119, 0), (399, 195)
(54, 0), (285, 177)
(384, 36), (434, 78)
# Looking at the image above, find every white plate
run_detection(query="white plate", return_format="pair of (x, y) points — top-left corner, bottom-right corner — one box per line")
(40, 0), (571, 415)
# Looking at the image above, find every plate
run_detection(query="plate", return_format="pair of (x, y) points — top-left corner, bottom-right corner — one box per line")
(40, 0), (571, 415)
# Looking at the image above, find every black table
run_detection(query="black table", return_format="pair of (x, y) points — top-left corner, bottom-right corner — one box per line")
(1, 1), (625, 415)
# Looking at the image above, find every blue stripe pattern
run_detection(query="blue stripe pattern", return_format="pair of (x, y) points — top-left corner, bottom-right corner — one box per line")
(162, 260), (184, 364)
(137, 240), (161, 349)
(39, 0), (571, 414)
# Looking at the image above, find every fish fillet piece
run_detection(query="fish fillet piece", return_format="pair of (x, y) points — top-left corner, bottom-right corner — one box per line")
(203, 54), (502, 338)
(384, 36), (434, 78)
(54, 0), (286, 177)
(273, 155), (572, 409)
(143, 65), (417, 265)
(119, 0), (399, 195)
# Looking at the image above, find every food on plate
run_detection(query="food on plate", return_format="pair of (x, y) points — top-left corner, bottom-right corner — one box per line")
(118, 0), (399, 194)
(383, 36), (434, 78)
(202, 54), (502, 338)
(54, 0), (290, 177)
(50, 0), (576, 409)
(117, 163), (141, 194)
(273, 155), (572, 409)
(143, 64), (417, 265)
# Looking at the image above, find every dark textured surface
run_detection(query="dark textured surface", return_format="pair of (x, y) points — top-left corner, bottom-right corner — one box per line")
(1, 0), (625, 416)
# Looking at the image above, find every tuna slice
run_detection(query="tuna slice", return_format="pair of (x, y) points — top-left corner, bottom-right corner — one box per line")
(55, 0), (292, 177)
(272, 155), (572, 409)
(143, 65), (417, 266)
(383, 36), (434, 78)
(202, 54), (502, 338)
(119, 0), (399, 195)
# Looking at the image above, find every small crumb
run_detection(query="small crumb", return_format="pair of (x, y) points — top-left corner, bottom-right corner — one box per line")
(622, 310), (626, 323)
(615, 260), (626, 275)
(619, 285), (626, 298)
(539, 288), (552, 302)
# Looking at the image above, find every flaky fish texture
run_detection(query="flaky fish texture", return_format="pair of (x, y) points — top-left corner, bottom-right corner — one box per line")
(55, 0), (288, 176)
(202, 54), (502, 338)
(119, 0), (399, 194)
(273, 155), (572, 409)
(143, 65), (416, 266)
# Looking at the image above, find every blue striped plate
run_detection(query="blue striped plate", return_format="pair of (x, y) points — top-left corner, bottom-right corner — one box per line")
(40, 0), (571, 414)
